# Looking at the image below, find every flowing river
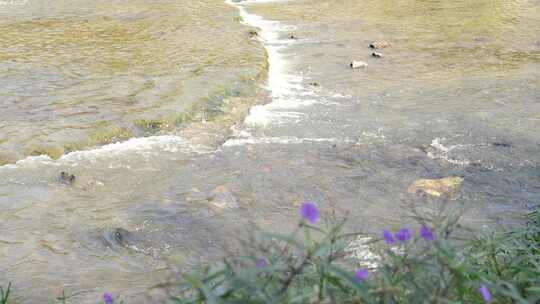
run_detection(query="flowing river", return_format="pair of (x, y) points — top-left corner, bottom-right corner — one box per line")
(1, 0), (539, 302)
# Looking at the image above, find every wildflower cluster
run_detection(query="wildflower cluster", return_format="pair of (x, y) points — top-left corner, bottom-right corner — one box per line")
(2, 203), (538, 303)
(168, 203), (540, 303)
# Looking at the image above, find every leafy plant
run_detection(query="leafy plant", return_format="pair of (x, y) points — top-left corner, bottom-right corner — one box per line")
(170, 204), (540, 304)
(0, 282), (10, 304)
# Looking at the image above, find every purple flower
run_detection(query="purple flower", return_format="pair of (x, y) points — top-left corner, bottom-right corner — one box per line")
(395, 228), (411, 243)
(478, 284), (491, 302)
(354, 268), (369, 282)
(103, 292), (113, 304)
(382, 229), (395, 244)
(299, 202), (319, 224)
(255, 258), (267, 268)
(420, 226), (435, 241)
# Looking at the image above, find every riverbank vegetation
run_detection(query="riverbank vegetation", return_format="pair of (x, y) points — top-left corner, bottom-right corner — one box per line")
(169, 203), (539, 304)
(2, 203), (539, 303)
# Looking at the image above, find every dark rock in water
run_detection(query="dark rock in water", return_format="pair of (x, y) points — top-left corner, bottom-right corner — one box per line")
(248, 30), (258, 37)
(102, 228), (138, 249)
(308, 82), (320, 87)
(289, 33), (298, 40)
(369, 40), (391, 49)
(371, 52), (383, 58)
(59, 171), (76, 185)
(492, 141), (512, 148)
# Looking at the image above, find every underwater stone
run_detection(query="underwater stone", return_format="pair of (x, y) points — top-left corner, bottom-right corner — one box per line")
(59, 172), (76, 185)
(210, 185), (239, 210)
(492, 141), (512, 148)
(101, 228), (138, 249)
(407, 177), (464, 197)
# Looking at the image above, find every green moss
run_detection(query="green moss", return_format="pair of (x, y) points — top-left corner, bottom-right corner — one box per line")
(88, 127), (133, 145)
(191, 67), (205, 76)
(134, 119), (170, 133)
(25, 145), (65, 160)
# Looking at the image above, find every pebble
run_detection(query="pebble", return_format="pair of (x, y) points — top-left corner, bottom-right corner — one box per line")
(369, 40), (391, 49)
(350, 60), (368, 69)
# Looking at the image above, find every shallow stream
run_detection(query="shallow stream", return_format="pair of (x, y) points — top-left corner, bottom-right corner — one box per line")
(0, 0), (539, 302)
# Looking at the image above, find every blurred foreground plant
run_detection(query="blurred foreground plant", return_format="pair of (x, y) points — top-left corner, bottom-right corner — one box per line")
(1, 206), (538, 303)
(170, 203), (540, 304)
(0, 282), (10, 304)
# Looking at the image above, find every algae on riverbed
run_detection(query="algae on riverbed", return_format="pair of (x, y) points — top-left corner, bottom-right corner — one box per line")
(0, 0), (268, 163)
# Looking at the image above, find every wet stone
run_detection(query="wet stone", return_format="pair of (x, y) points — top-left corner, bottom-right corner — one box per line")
(350, 60), (368, 69)
(492, 141), (512, 148)
(371, 52), (383, 58)
(210, 185), (239, 210)
(369, 40), (391, 49)
(407, 177), (464, 197)
(101, 228), (138, 250)
(58, 171), (76, 185)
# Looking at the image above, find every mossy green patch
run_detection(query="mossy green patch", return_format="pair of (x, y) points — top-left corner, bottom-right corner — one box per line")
(88, 127), (133, 145)
(25, 145), (65, 160)
(191, 67), (205, 76)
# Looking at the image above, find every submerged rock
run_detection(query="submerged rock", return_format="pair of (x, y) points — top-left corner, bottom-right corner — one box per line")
(210, 185), (239, 210)
(369, 40), (391, 49)
(59, 171), (76, 185)
(371, 52), (383, 58)
(492, 141), (512, 148)
(289, 33), (298, 40)
(407, 177), (464, 197)
(350, 60), (368, 69)
(101, 228), (138, 249)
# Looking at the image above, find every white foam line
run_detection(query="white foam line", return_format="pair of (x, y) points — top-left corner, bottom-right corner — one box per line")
(2, 1), (312, 169)
(226, 0), (315, 128)
(2, 135), (212, 169)
(223, 136), (355, 147)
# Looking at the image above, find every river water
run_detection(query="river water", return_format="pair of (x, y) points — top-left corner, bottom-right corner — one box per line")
(1, 0), (539, 302)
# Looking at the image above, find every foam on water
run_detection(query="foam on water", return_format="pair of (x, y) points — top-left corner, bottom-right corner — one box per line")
(1, 135), (211, 169)
(226, 0), (318, 128)
(2, 0), (314, 169)
(425, 137), (474, 166)
(223, 136), (355, 147)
